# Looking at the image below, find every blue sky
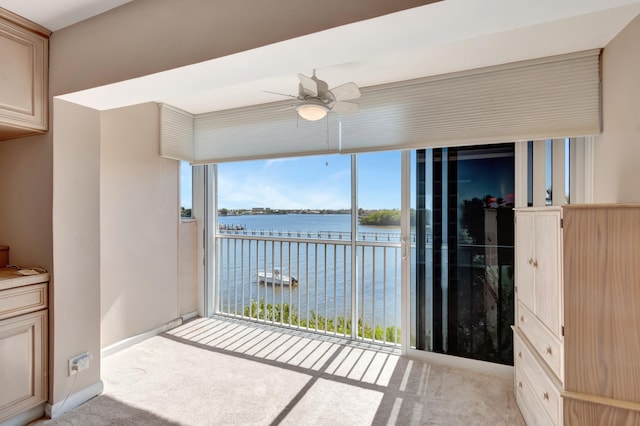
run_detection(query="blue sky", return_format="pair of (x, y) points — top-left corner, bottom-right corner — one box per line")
(180, 161), (193, 209)
(180, 140), (571, 211)
(180, 151), (403, 210)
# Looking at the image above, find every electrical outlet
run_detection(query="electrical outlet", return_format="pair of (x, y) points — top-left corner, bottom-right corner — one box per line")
(68, 352), (91, 376)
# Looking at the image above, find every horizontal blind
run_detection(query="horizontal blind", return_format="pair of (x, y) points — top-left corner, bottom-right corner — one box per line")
(340, 49), (601, 153)
(181, 49), (600, 163)
(193, 104), (340, 164)
(159, 103), (194, 161)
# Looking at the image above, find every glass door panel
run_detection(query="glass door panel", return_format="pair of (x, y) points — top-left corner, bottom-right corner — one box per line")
(413, 144), (515, 365)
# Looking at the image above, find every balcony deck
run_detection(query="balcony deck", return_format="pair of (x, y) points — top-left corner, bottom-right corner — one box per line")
(35, 316), (524, 425)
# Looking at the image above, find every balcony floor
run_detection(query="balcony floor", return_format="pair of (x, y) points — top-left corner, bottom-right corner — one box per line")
(37, 316), (524, 425)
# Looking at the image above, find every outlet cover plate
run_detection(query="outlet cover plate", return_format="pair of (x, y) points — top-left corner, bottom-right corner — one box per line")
(68, 352), (90, 376)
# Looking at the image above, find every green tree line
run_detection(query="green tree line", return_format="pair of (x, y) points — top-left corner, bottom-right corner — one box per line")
(359, 209), (401, 226)
(358, 209), (429, 226)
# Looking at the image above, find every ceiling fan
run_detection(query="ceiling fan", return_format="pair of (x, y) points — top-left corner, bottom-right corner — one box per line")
(267, 71), (361, 121)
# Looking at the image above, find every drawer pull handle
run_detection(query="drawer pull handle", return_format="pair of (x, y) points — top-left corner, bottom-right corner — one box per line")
(518, 382), (523, 388)
(532, 260), (538, 268)
(520, 315), (524, 322)
(528, 258), (533, 265)
(518, 351), (522, 359)
(543, 392), (549, 400)
(546, 346), (552, 355)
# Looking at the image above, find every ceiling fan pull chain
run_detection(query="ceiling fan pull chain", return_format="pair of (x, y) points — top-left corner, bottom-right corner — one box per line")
(326, 114), (330, 149)
(338, 113), (342, 153)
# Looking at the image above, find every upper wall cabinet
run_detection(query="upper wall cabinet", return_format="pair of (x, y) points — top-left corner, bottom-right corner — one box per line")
(0, 8), (50, 141)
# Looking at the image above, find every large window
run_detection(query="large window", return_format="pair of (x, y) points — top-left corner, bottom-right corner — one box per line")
(214, 153), (403, 344)
(207, 138), (587, 362)
(528, 138), (572, 207)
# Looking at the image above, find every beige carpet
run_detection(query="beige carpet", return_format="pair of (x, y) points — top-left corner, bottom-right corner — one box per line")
(32, 317), (525, 425)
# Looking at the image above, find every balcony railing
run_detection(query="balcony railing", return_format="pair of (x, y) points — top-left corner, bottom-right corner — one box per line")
(215, 232), (402, 345)
(218, 228), (417, 243)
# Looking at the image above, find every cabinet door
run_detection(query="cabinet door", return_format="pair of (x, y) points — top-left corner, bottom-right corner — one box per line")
(0, 12), (49, 139)
(0, 310), (47, 422)
(515, 212), (535, 311)
(533, 211), (562, 337)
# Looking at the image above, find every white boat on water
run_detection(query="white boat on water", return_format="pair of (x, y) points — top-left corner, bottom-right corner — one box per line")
(257, 269), (298, 286)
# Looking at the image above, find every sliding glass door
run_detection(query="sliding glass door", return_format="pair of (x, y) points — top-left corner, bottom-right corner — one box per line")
(412, 144), (515, 365)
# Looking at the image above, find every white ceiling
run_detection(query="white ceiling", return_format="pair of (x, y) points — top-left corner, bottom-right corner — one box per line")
(0, 0), (132, 31)
(3, 0), (640, 115)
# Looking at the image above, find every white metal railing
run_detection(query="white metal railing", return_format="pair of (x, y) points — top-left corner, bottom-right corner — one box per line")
(218, 228), (417, 243)
(215, 233), (402, 345)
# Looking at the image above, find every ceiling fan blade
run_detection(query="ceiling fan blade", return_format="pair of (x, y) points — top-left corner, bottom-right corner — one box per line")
(297, 73), (318, 97)
(331, 101), (359, 113)
(329, 82), (361, 101)
(263, 90), (298, 99)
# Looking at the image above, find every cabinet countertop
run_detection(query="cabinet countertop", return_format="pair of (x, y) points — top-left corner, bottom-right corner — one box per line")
(0, 268), (49, 291)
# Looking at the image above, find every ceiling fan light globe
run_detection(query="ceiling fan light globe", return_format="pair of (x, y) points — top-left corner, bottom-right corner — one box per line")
(297, 104), (328, 121)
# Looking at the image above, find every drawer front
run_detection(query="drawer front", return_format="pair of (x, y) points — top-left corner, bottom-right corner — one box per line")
(0, 283), (47, 320)
(515, 366), (555, 426)
(515, 330), (562, 425)
(517, 302), (563, 380)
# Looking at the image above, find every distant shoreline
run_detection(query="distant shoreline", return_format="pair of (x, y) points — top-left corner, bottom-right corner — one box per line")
(219, 212), (350, 216)
(218, 209), (398, 217)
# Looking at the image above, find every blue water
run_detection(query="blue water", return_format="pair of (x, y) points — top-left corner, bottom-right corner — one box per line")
(218, 213), (399, 235)
(216, 214), (405, 335)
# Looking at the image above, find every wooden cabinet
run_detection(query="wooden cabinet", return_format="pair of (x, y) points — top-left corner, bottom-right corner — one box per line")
(0, 8), (50, 141)
(0, 269), (49, 424)
(514, 205), (640, 425)
(514, 207), (564, 425)
(515, 209), (562, 337)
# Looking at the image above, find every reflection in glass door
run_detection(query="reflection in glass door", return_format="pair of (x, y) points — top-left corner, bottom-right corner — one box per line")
(412, 144), (515, 365)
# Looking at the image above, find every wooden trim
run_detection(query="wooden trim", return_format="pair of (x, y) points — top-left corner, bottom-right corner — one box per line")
(0, 7), (51, 37)
(563, 391), (640, 413)
(562, 203), (640, 209)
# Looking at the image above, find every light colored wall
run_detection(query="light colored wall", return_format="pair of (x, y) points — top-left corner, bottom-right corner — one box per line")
(51, 98), (101, 404)
(179, 220), (198, 316)
(100, 103), (180, 348)
(0, 133), (52, 270)
(593, 14), (640, 203)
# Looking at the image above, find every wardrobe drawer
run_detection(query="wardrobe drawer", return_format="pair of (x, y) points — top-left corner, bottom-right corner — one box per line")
(515, 365), (555, 426)
(515, 330), (562, 425)
(517, 302), (563, 380)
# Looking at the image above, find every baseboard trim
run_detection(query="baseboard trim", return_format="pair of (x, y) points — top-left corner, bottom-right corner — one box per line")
(45, 380), (104, 419)
(0, 403), (45, 426)
(405, 348), (514, 378)
(181, 311), (199, 321)
(101, 317), (183, 358)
